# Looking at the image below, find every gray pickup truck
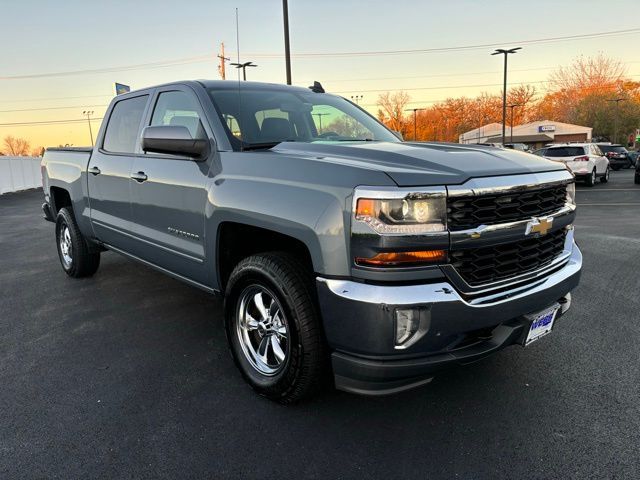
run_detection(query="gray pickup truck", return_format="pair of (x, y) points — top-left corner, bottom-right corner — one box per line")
(41, 80), (582, 403)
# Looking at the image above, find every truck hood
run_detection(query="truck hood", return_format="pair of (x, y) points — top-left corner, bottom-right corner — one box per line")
(272, 141), (565, 186)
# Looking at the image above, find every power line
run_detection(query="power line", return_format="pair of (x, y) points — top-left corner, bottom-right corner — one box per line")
(240, 28), (640, 58)
(0, 94), (113, 104)
(301, 61), (640, 84)
(0, 118), (103, 127)
(0, 104), (108, 113)
(1, 28), (638, 81)
(0, 55), (211, 81)
(334, 73), (640, 94)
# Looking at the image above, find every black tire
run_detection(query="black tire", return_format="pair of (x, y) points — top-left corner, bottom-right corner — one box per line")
(600, 167), (609, 183)
(612, 166), (620, 171)
(586, 168), (596, 187)
(55, 207), (100, 278)
(635, 173), (640, 185)
(224, 252), (326, 404)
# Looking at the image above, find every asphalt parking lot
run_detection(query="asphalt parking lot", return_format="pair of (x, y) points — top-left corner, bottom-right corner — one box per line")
(1, 169), (639, 479)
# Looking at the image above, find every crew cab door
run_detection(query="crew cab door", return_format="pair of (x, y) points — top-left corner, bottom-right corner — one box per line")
(128, 87), (212, 285)
(88, 94), (149, 249)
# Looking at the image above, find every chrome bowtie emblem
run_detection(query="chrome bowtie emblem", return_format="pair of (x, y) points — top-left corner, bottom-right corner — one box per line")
(525, 216), (553, 236)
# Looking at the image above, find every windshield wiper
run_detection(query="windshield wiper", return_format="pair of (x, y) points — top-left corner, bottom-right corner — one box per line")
(240, 141), (282, 151)
(333, 138), (376, 142)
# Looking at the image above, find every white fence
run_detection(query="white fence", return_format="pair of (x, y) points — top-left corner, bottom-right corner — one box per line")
(0, 156), (42, 195)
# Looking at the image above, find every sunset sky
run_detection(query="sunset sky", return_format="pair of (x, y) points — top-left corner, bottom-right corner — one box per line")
(1, 0), (639, 149)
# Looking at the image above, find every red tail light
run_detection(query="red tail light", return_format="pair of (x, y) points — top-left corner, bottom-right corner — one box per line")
(573, 156), (589, 162)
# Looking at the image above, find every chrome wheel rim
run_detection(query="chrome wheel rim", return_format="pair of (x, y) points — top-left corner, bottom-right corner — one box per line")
(605, 168), (610, 181)
(59, 225), (73, 268)
(592, 170), (597, 184)
(236, 285), (289, 376)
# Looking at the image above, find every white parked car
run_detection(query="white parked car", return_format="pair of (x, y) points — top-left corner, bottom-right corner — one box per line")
(538, 144), (609, 187)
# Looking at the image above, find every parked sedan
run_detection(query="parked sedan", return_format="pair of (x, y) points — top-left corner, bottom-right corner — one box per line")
(597, 144), (633, 170)
(542, 144), (609, 187)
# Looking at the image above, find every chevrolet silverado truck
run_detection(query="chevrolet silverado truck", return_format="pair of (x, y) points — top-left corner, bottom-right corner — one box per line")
(41, 80), (582, 403)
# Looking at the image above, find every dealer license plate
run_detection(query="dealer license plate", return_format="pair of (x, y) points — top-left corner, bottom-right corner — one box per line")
(524, 306), (560, 346)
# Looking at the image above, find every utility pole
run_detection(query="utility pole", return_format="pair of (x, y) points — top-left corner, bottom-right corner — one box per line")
(507, 104), (523, 144)
(217, 42), (230, 80)
(491, 47), (522, 145)
(406, 108), (426, 141)
(231, 61), (257, 81)
(350, 95), (363, 105)
(312, 112), (330, 133)
(607, 98), (625, 143)
(82, 110), (94, 146)
(282, 0), (292, 85)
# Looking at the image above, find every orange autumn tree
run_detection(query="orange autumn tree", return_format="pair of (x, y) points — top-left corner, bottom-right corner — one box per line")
(376, 87), (538, 142)
(534, 54), (640, 140)
(375, 54), (639, 143)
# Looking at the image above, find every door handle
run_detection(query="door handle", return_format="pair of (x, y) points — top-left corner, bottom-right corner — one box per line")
(131, 171), (148, 183)
(88, 166), (101, 176)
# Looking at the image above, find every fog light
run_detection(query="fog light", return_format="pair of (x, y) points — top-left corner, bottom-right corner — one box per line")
(395, 308), (430, 349)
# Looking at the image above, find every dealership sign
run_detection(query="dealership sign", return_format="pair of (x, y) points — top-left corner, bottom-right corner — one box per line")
(538, 125), (556, 133)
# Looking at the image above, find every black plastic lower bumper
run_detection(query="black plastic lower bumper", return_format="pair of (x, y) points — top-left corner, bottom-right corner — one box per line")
(318, 240), (581, 396)
(331, 310), (565, 395)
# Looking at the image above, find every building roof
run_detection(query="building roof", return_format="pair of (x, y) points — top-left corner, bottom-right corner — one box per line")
(460, 119), (592, 143)
(486, 133), (554, 143)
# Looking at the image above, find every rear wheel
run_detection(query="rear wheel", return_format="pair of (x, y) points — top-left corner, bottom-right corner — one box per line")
(586, 168), (597, 187)
(55, 208), (100, 277)
(600, 167), (610, 183)
(224, 252), (326, 404)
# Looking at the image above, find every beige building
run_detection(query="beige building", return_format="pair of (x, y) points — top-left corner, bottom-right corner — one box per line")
(459, 120), (592, 150)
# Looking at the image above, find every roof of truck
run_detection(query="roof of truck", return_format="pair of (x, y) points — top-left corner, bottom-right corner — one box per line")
(113, 80), (329, 100)
(197, 80), (315, 93)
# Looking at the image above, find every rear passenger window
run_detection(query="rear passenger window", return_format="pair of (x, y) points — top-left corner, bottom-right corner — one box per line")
(150, 91), (205, 139)
(545, 147), (585, 157)
(103, 95), (148, 153)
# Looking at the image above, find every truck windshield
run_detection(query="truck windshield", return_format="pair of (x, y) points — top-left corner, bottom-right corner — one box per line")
(207, 87), (400, 150)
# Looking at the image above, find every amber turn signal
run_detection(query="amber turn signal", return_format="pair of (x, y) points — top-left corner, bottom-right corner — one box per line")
(355, 198), (376, 217)
(355, 249), (447, 267)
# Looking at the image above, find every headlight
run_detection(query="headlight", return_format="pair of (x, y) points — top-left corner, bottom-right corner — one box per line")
(566, 182), (576, 205)
(354, 190), (447, 235)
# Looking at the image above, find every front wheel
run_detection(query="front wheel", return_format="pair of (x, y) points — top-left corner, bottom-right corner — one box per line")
(600, 167), (610, 183)
(586, 168), (597, 187)
(55, 208), (100, 277)
(224, 252), (326, 404)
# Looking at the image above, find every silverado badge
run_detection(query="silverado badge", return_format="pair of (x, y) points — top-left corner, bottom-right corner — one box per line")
(525, 216), (554, 236)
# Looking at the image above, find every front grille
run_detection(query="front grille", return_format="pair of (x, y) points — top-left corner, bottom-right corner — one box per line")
(447, 183), (568, 231)
(450, 229), (567, 286)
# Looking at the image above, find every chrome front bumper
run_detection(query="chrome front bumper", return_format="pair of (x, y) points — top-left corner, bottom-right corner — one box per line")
(316, 240), (582, 395)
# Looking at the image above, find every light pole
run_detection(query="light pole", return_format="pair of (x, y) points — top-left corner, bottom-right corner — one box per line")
(606, 98), (625, 143)
(231, 61), (257, 81)
(282, 0), (292, 85)
(507, 104), (523, 144)
(491, 47), (522, 145)
(312, 112), (330, 133)
(83, 110), (94, 146)
(405, 108), (427, 141)
(350, 95), (363, 105)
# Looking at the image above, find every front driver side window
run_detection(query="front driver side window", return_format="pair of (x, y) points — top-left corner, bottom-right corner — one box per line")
(150, 90), (205, 139)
